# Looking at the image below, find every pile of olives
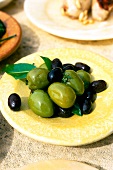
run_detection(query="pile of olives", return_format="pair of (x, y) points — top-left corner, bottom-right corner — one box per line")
(8, 57), (107, 118)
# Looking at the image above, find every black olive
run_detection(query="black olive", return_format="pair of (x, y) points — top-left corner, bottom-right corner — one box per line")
(76, 95), (84, 106)
(62, 63), (75, 71)
(8, 93), (21, 111)
(47, 67), (63, 83)
(52, 58), (62, 69)
(57, 107), (72, 118)
(75, 62), (91, 73)
(90, 80), (107, 93)
(83, 89), (97, 103)
(81, 99), (92, 114)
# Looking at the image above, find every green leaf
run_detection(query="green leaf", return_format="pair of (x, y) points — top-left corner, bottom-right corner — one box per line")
(0, 34), (16, 42)
(72, 103), (83, 116)
(40, 56), (52, 71)
(0, 20), (6, 38)
(2, 63), (36, 79)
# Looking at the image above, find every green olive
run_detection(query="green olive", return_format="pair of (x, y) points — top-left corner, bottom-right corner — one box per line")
(63, 70), (84, 95)
(27, 68), (49, 90)
(48, 82), (76, 108)
(28, 89), (54, 117)
(39, 63), (48, 70)
(76, 70), (91, 89)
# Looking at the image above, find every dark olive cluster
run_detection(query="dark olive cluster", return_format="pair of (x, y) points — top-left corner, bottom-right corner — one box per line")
(46, 58), (107, 117)
(8, 58), (107, 118)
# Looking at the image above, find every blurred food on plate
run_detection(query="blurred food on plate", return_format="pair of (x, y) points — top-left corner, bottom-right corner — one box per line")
(61, 0), (113, 24)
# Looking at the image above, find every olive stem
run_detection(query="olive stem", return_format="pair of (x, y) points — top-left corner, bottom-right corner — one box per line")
(62, 74), (71, 83)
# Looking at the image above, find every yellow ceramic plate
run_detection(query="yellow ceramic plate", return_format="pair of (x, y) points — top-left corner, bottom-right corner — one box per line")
(15, 160), (98, 170)
(0, 48), (113, 146)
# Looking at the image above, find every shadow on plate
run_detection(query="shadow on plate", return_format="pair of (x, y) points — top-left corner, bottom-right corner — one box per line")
(0, 112), (14, 163)
(62, 34), (113, 45)
(78, 133), (113, 149)
(0, 24), (40, 71)
(2, 0), (25, 15)
(83, 161), (106, 170)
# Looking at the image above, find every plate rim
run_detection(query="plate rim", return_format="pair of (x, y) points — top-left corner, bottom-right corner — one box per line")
(14, 159), (98, 170)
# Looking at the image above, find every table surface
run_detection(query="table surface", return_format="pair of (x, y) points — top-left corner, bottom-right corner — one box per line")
(0, 1), (113, 170)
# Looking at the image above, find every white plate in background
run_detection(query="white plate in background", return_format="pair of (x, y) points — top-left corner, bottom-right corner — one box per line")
(24, 0), (113, 40)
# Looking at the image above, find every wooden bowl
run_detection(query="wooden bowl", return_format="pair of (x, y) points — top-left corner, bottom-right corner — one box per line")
(0, 11), (22, 61)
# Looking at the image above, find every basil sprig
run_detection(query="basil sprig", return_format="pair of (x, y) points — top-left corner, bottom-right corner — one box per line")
(0, 20), (6, 38)
(2, 56), (52, 80)
(0, 20), (16, 43)
(0, 34), (17, 42)
(2, 63), (36, 79)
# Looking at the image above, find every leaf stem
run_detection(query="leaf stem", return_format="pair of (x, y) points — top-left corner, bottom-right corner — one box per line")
(0, 34), (17, 42)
